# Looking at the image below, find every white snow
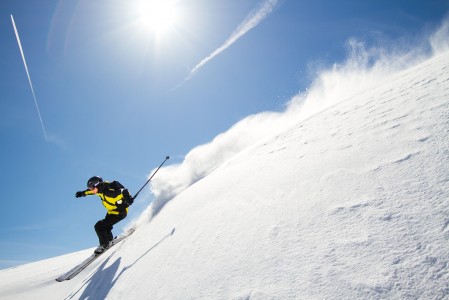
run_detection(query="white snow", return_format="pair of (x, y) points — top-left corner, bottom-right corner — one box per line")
(1, 50), (449, 299)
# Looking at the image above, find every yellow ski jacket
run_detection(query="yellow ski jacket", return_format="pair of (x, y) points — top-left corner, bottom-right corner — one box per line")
(83, 181), (129, 215)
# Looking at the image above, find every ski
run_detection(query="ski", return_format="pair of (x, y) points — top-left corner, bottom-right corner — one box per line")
(55, 228), (135, 282)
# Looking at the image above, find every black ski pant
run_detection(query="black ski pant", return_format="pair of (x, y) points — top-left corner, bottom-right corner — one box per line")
(94, 212), (126, 246)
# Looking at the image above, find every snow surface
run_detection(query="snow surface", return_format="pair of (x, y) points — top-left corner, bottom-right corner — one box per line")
(1, 51), (449, 299)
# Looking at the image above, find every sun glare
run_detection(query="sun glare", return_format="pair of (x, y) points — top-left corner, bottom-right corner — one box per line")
(136, 1), (179, 36)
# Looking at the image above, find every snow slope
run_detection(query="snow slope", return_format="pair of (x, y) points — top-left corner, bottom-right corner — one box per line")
(1, 51), (449, 299)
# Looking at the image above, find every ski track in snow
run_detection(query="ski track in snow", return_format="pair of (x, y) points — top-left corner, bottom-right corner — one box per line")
(1, 52), (449, 299)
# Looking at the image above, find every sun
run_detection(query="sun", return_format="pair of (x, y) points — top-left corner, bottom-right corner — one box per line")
(136, 1), (180, 36)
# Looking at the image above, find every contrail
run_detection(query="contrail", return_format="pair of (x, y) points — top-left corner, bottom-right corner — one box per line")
(11, 15), (48, 140)
(186, 0), (279, 80)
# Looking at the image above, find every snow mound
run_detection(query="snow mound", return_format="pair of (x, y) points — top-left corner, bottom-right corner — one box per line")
(1, 51), (449, 300)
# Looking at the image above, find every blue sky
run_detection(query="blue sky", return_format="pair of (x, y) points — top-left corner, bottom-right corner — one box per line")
(0, 0), (448, 269)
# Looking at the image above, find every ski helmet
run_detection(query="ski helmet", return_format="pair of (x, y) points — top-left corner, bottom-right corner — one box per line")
(87, 176), (103, 189)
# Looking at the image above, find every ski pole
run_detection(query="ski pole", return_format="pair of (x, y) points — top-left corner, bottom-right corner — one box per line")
(133, 156), (170, 199)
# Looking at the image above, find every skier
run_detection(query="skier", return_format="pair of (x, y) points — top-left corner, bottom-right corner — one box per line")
(75, 176), (134, 254)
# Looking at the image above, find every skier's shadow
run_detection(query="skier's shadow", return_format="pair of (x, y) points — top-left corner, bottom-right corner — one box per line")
(66, 228), (175, 300)
(65, 254), (120, 300)
(78, 256), (120, 300)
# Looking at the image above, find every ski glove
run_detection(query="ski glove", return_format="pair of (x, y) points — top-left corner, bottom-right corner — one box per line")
(122, 189), (134, 206)
(125, 197), (134, 206)
(75, 191), (86, 198)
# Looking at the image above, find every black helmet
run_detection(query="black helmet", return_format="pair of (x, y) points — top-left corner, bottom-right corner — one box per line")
(87, 176), (103, 189)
